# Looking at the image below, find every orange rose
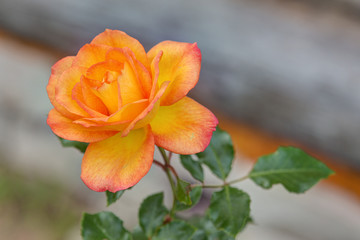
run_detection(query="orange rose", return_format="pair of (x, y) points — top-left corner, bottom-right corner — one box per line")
(47, 29), (218, 192)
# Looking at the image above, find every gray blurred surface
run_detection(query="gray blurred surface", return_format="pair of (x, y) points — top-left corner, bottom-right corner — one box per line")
(0, 0), (359, 168)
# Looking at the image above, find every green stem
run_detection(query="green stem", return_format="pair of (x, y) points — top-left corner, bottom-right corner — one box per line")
(191, 175), (249, 189)
(226, 175), (249, 185)
(157, 147), (177, 217)
(153, 159), (166, 171)
(158, 147), (169, 164)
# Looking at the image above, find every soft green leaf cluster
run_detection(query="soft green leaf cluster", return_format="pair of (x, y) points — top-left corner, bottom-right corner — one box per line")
(60, 127), (334, 239)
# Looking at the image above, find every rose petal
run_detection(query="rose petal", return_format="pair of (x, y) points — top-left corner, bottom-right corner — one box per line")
(47, 109), (117, 142)
(47, 56), (80, 119)
(108, 99), (148, 122)
(91, 29), (148, 67)
(118, 62), (145, 106)
(72, 44), (111, 68)
(106, 48), (152, 98)
(149, 51), (163, 101)
(74, 99), (148, 129)
(55, 66), (90, 117)
(81, 125), (154, 192)
(94, 77), (119, 114)
(85, 59), (124, 82)
(72, 82), (108, 117)
(121, 81), (169, 137)
(147, 41), (201, 106)
(150, 97), (218, 154)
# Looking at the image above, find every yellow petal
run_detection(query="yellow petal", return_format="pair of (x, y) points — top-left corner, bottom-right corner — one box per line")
(150, 97), (218, 154)
(47, 109), (117, 142)
(149, 51), (163, 101)
(72, 82), (108, 117)
(72, 44), (110, 68)
(91, 29), (149, 67)
(147, 41), (201, 106)
(47, 56), (79, 119)
(85, 59), (124, 83)
(73, 99), (148, 130)
(81, 126), (154, 192)
(121, 81), (169, 137)
(55, 67), (90, 117)
(118, 62), (145, 105)
(81, 74), (120, 115)
(106, 48), (151, 98)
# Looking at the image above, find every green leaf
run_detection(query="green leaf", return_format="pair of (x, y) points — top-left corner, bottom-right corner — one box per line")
(132, 226), (147, 240)
(81, 211), (132, 240)
(106, 190), (125, 206)
(58, 137), (88, 153)
(191, 217), (234, 240)
(175, 179), (192, 205)
(191, 230), (233, 240)
(153, 220), (196, 240)
(139, 192), (168, 238)
(207, 230), (234, 240)
(175, 186), (202, 211)
(208, 186), (250, 236)
(180, 155), (204, 182)
(196, 127), (234, 180)
(249, 146), (335, 193)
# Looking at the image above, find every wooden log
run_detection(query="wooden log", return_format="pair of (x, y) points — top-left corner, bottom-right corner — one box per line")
(1, 0), (360, 168)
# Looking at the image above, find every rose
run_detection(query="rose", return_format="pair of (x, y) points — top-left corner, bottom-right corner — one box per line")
(47, 29), (218, 192)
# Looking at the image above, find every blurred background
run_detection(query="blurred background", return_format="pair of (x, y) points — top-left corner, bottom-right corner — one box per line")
(0, 0), (360, 239)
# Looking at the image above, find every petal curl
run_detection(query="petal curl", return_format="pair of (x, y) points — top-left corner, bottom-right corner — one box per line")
(47, 56), (79, 119)
(85, 59), (124, 82)
(149, 51), (162, 101)
(106, 48), (152, 98)
(121, 81), (169, 137)
(147, 41), (201, 106)
(118, 62), (145, 106)
(150, 97), (218, 154)
(47, 109), (117, 142)
(55, 67), (89, 117)
(91, 29), (148, 67)
(81, 126), (154, 192)
(90, 75), (120, 114)
(73, 99), (148, 130)
(72, 44), (110, 68)
(72, 82), (108, 117)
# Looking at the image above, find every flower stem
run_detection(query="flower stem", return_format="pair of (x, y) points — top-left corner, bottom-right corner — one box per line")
(226, 175), (249, 185)
(158, 147), (168, 164)
(153, 159), (166, 171)
(157, 147), (177, 217)
(191, 175), (249, 189)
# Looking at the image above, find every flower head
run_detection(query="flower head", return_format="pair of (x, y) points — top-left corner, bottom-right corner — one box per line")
(47, 29), (218, 192)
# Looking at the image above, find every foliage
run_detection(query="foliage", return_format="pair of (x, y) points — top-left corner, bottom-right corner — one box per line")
(105, 190), (126, 206)
(207, 186), (250, 236)
(81, 212), (131, 240)
(249, 146), (334, 193)
(61, 127), (333, 239)
(196, 127), (234, 180)
(174, 186), (202, 211)
(139, 192), (168, 238)
(180, 155), (204, 182)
